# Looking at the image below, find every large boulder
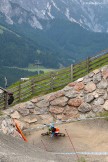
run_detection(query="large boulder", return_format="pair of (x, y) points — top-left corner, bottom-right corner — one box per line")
(23, 115), (38, 124)
(92, 105), (103, 113)
(50, 96), (68, 106)
(102, 68), (108, 79)
(63, 85), (73, 91)
(34, 106), (48, 115)
(103, 100), (108, 111)
(93, 97), (104, 105)
(36, 99), (49, 108)
(84, 82), (96, 92)
(74, 82), (84, 91)
(49, 106), (64, 114)
(93, 72), (102, 84)
(68, 98), (83, 107)
(17, 108), (30, 116)
(78, 103), (92, 113)
(96, 89), (106, 96)
(92, 91), (99, 98)
(31, 97), (39, 103)
(76, 77), (84, 82)
(103, 92), (108, 100)
(84, 93), (95, 103)
(10, 111), (20, 119)
(1, 118), (15, 135)
(83, 76), (92, 84)
(25, 101), (35, 109)
(54, 91), (65, 98)
(65, 90), (79, 98)
(68, 82), (76, 87)
(63, 105), (78, 116)
(39, 114), (53, 124)
(97, 79), (108, 89)
(88, 72), (94, 78)
(46, 91), (65, 102)
(95, 89), (108, 99)
(47, 94), (56, 102)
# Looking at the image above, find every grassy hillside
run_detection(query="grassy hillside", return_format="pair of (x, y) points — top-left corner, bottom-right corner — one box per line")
(5, 52), (108, 106)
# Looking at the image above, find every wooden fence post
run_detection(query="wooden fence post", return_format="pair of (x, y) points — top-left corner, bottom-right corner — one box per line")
(31, 79), (35, 95)
(4, 91), (8, 109)
(18, 82), (21, 102)
(71, 64), (73, 81)
(50, 72), (55, 90)
(87, 57), (90, 73)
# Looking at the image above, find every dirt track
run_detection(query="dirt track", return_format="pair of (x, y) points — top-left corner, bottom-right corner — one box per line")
(0, 119), (108, 162)
(27, 119), (108, 161)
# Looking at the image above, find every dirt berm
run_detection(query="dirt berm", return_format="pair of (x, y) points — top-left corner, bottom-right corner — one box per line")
(0, 119), (108, 162)
(0, 131), (77, 162)
(0, 131), (61, 162)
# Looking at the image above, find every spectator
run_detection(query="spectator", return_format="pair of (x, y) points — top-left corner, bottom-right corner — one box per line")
(8, 92), (14, 105)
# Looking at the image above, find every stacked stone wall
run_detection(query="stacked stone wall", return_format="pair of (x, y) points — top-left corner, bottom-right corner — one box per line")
(1, 65), (108, 137)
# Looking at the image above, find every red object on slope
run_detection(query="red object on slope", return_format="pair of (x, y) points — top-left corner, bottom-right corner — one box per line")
(14, 121), (28, 142)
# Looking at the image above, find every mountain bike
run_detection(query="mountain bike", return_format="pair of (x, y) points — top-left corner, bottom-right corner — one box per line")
(41, 124), (65, 137)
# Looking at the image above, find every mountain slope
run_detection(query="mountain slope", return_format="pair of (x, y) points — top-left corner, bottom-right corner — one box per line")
(43, 19), (108, 60)
(7, 19), (108, 64)
(0, 24), (61, 68)
(0, 24), (35, 67)
(1, 0), (108, 70)
(1, 20), (108, 69)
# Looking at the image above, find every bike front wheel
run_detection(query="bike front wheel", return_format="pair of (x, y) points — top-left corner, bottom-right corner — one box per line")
(56, 133), (65, 137)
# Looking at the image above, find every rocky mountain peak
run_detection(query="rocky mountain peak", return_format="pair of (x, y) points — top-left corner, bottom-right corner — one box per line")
(0, 0), (108, 32)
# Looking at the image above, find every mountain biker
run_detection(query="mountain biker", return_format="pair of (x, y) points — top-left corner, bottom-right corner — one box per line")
(41, 123), (65, 137)
(49, 125), (60, 137)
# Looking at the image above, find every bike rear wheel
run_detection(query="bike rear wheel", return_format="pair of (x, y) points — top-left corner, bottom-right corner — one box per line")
(41, 132), (50, 136)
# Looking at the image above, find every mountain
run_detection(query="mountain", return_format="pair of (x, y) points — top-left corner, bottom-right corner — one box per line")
(1, 0), (108, 32)
(0, 25), (32, 67)
(1, 0), (108, 87)
(0, 23), (65, 68)
(0, 25), (42, 87)
(1, 0), (108, 68)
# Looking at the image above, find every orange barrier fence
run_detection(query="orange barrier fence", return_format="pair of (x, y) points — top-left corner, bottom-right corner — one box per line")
(14, 121), (28, 142)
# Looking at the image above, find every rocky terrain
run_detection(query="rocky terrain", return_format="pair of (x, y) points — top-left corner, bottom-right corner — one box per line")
(1, 65), (108, 137)
(0, 65), (108, 162)
(1, 0), (108, 32)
